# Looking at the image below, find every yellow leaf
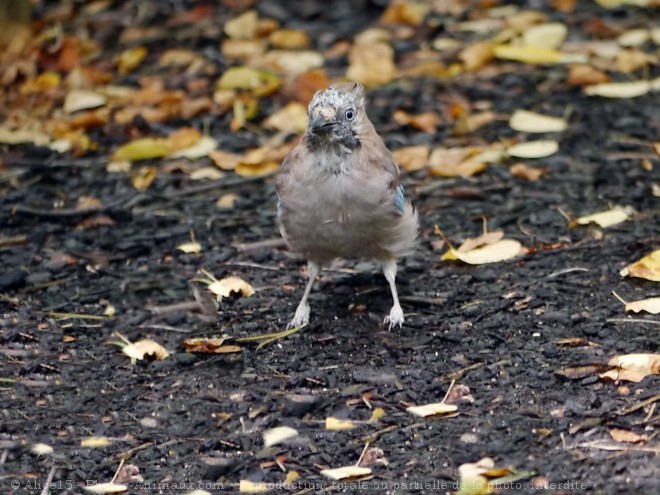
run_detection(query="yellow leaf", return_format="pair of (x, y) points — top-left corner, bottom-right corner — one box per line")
(217, 67), (281, 96)
(584, 81), (651, 98)
(620, 250), (660, 282)
(507, 140), (558, 158)
(81, 436), (112, 448)
(509, 110), (567, 133)
(113, 138), (171, 161)
(284, 471), (299, 484)
(131, 165), (157, 191)
(521, 22), (568, 49)
(494, 44), (563, 64)
(0, 127), (50, 146)
(122, 339), (170, 361)
(320, 466), (372, 481)
(325, 417), (357, 430)
(117, 46), (147, 74)
(171, 136), (218, 159)
(238, 480), (269, 493)
(455, 458), (496, 495)
(224, 10), (258, 39)
(176, 241), (202, 254)
(406, 402), (458, 417)
(209, 150), (243, 171)
(235, 160), (280, 177)
(269, 29), (311, 49)
(208, 276), (255, 299)
(369, 407), (386, 422)
(263, 426), (299, 447)
(574, 206), (634, 228)
(442, 239), (523, 265)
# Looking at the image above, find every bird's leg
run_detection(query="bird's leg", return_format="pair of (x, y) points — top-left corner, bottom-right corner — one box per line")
(289, 261), (320, 328)
(382, 260), (404, 329)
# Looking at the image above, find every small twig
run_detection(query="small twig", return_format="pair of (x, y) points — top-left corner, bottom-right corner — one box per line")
(617, 394), (660, 417)
(10, 194), (149, 218)
(235, 324), (307, 350)
(355, 442), (370, 467)
(607, 318), (660, 325)
(148, 301), (201, 316)
(110, 458), (125, 484)
(223, 261), (283, 272)
(233, 238), (287, 252)
(547, 267), (590, 278)
(441, 380), (457, 404)
(39, 465), (57, 495)
(48, 312), (108, 321)
(137, 324), (194, 334)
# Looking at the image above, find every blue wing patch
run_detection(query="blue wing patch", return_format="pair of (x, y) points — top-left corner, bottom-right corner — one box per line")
(394, 185), (405, 213)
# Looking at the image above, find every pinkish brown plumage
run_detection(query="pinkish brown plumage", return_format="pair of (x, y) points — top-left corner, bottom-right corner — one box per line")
(276, 82), (418, 329)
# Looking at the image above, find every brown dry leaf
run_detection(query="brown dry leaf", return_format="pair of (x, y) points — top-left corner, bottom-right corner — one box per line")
(235, 160), (280, 177)
(263, 102), (308, 134)
(122, 339), (169, 361)
(459, 41), (495, 71)
(269, 29), (310, 49)
(320, 466), (372, 481)
(427, 146), (497, 178)
(392, 145), (429, 172)
(380, 1), (428, 25)
(113, 138), (171, 162)
(166, 128), (202, 151)
(567, 65), (610, 87)
(393, 110), (439, 134)
(116, 46), (147, 74)
(609, 428), (647, 444)
(326, 417), (357, 430)
(224, 10), (258, 39)
(494, 44), (563, 64)
(159, 48), (204, 68)
(173, 136), (218, 160)
(612, 292), (660, 315)
(406, 402), (458, 417)
(510, 162), (547, 181)
(573, 206), (634, 228)
(347, 33), (396, 87)
(509, 110), (567, 133)
(63, 90), (106, 114)
(555, 365), (608, 380)
(600, 354), (660, 383)
(208, 276), (255, 300)
(507, 140), (559, 158)
(209, 150), (244, 171)
(217, 193), (239, 209)
(555, 338), (600, 347)
(263, 426), (299, 447)
(0, 127), (51, 146)
(454, 110), (496, 135)
(620, 250), (660, 282)
(131, 166), (158, 191)
(616, 49), (654, 74)
(182, 337), (241, 354)
(284, 69), (332, 104)
(222, 39), (267, 60)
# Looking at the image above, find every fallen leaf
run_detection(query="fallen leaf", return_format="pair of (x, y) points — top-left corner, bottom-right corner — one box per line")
(458, 41), (494, 71)
(0, 127), (51, 146)
(263, 426), (299, 447)
(217, 67), (281, 96)
(584, 81), (651, 98)
(442, 239), (524, 265)
(183, 337), (241, 354)
(122, 339), (170, 361)
(380, 1), (429, 26)
(257, 50), (324, 76)
(171, 136), (218, 159)
(507, 140), (559, 158)
(509, 162), (546, 180)
(555, 364), (608, 380)
(113, 138), (171, 161)
(454, 110), (496, 135)
(609, 428), (647, 444)
(393, 110), (439, 134)
(573, 206), (634, 228)
(457, 231), (505, 253)
(224, 10), (258, 40)
(263, 102), (308, 134)
(406, 402), (458, 417)
(238, 480), (269, 494)
(326, 417), (357, 430)
(269, 29), (310, 49)
(392, 145), (429, 172)
(116, 46), (147, 74)
(522, 22), (568, 49)
(83, 483), (127, 494)
(612, 292), (660, 315)
(620, 250), (660, 282)
(509, 110), (567, 133)
(208, 276), (255, 299)
(615, 48), (653, 74)
(600, 353), (660, 383)
(320, 466), (372, 481)
(31, 443), (54, 455)
(235, 161), (280, 177)
(347, 36), (396, 87)
(494, 44), (563, 64)
(131, 166), (158, 190)
(455, 458), (496, 495)
(64, 90), (106, 114)
(209, 150), (244, 171)
(176, 241), (202, 254)
(217, 193), (239, 209)
(81, 436), (112, 448)
(567, 65), (610, 87)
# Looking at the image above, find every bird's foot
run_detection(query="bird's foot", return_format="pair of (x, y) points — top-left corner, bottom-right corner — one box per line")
(384, 304), (404, 330)
(288, 302), (310, 329)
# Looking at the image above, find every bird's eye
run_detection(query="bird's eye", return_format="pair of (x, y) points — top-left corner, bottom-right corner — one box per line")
(345, 108), (355, 121)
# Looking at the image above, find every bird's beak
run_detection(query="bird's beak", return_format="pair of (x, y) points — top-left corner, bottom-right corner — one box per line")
(309, 107), (337, 135)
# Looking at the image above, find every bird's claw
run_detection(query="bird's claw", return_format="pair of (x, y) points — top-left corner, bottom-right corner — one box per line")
(288, 302), (310, 329)
(384, 304), (404, 330)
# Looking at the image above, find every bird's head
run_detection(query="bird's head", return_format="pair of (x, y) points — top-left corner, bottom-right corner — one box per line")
(305, 82), (366, 153)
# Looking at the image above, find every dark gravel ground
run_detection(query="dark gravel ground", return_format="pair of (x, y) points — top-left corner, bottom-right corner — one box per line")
(1, 1), (659, 494)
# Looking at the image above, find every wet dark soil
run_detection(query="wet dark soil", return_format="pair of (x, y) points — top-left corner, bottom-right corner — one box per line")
(1, 1), (659, 494)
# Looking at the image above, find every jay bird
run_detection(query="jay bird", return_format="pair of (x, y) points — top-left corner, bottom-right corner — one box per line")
(275, 82), (418, 329)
